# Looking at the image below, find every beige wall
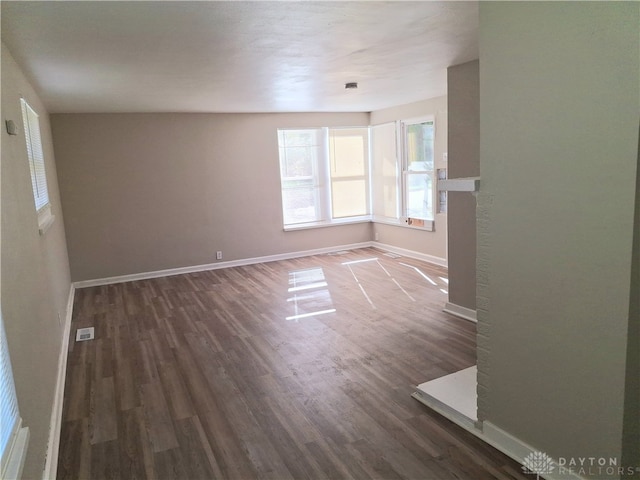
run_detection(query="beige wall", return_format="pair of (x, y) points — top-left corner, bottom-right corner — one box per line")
(446, 60), (479, 311)
(370, 96), (448, 261)
(52, 112), (372, 281)
(1, 43), (72, 479)
(477, 1), (638, 469)
(622, 127), (639, 472)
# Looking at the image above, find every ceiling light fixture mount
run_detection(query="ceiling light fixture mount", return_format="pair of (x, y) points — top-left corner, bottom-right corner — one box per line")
(345, 82), (358, 89)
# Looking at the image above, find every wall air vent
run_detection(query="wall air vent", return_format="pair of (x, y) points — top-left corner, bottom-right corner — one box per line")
(75, 327), (95, 342)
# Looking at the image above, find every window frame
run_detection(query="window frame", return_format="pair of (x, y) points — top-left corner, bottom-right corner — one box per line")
(20, 98), (54, 235)
(278, 126), (371, 230)
(400, 116), (436, 227)
(370, 119), (435, 231)
(328, 127), (370, 220)
(0, 310), (29, 479)
(370, 122), (401, 222)
(278, 128), (326, 226)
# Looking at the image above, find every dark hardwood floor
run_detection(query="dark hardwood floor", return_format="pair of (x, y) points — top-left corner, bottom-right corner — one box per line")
(57, 247), (527, 480)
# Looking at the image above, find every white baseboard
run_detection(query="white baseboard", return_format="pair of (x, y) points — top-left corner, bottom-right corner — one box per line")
(74, 242), (451, 289)
(443, 302), (477, 323)
(412, 390), (478, 432)
(373, 242), (448, 267)
(42, 285), (75, 480)
(482, 422), (585, 480)
(481, 422), (545, 474)
(73, 242), (373, 288)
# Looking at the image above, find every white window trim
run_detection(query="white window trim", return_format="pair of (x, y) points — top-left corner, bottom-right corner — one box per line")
(328, 127), (370, 220)
(279, 118), (439, 233)
(278, 127), (370, 229)
(400, 116), (436, 227)
(20, 98), (55, 235)
(369, 119), (435, 231)
(283, 216), (372, 232)
(0, 311), (29, 480)
(371, 215), (434, 232)
(37, 204), (55, 236)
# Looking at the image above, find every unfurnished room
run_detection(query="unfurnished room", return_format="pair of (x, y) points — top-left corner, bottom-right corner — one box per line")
(0, 2), (638, 480)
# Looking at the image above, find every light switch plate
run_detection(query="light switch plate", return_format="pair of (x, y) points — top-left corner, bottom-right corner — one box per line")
(5, 120), (18, 135)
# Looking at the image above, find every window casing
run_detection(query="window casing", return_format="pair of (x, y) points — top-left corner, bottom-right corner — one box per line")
(278, 129), (324, 225)
(371, 122), (400, 220)
(371, 118), (436, 230)
(279, 118), (437, 231)
(278, 127), (370, 229)
(0, 311), (28, 479)
(402, 118), (435, 222)
(20, 99), (54, 234)
(329, 128), (369, 219)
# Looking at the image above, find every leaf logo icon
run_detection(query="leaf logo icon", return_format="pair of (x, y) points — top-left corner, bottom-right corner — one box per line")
(522, 451), (556, 479)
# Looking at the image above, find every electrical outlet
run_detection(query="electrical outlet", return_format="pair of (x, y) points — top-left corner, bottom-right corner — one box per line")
(374, 232), (379, 241)
(216, 251), (223, 260)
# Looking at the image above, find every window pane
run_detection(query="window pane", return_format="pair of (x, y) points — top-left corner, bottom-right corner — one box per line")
(282, 187), (319, 224)
(331, 179), (367, 218)
(278, 129), (322, 226)
(406, 173), (433, 220)
(329, 128), (369, 219)
(371, 122), (399, 219)
(404, 119), (435, 221)
(0, 311), (20, 467)
(279, 127), (369, 226)
(330, 135), (365, 177)
(21, 99), (49, 212)
(406, 121), (434, 171)
(280, 147), (315, 178)
(280, 129), (317, 147)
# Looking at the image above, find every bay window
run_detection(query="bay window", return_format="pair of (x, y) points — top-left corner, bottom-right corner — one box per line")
(278, 117), (437, 231)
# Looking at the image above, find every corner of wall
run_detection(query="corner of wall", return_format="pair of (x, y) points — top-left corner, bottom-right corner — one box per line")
(475, 190), (493, 423)
(42, 284), (75, 480)
(621, 121), (640, 476)
(1, 42), (74, 480)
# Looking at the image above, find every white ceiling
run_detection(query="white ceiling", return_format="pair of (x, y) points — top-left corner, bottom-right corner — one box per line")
(1, 1), (479, 113)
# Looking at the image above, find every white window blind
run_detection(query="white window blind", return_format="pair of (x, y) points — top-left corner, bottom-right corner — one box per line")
(328, 128), (369, 219)
(0, 310), (21, 476)
(21, 99), (49, 212)
(371, 122), (400, 220)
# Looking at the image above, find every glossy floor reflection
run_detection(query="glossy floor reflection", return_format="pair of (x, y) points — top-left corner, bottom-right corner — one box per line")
(58, 247), (528, 480)
(286, 267), (336, 321)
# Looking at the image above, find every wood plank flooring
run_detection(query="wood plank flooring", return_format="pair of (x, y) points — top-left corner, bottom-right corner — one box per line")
(57, 247), (528, 480)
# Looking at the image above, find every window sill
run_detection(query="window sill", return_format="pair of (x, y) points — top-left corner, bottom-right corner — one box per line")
(37, 205), (55, 236)
(284, 216), (437, 232)
(372, 216), (435, 232)
(284, 216), (372, 231)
